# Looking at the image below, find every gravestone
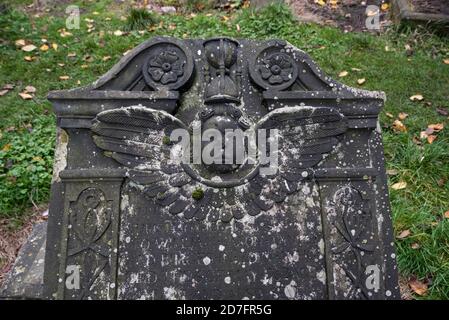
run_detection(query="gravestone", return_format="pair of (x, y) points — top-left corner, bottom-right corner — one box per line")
(44, 37), (400, 300)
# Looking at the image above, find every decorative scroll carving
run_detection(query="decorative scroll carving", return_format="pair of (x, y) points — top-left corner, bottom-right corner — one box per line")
(66, 188), (113, 300)
(91, 105), (347, 222)
(329, 185), (376, 299)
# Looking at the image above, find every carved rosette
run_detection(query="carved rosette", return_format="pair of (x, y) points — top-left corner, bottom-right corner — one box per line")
(249, 40), (298, 90)
(142, 39), (194, 91)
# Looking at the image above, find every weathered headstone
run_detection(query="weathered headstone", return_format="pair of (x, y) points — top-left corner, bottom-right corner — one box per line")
(43, 37), (400, 300)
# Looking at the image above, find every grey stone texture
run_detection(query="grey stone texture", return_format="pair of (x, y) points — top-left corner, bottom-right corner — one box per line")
(42, 37), (400, 300)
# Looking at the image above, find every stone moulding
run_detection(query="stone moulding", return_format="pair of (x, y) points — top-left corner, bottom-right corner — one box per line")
(43, 36), (400, 300)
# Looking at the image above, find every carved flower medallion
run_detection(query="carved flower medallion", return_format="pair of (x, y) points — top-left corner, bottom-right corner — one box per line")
(147, 50), (185, 85)
(258, 53), (294, 85)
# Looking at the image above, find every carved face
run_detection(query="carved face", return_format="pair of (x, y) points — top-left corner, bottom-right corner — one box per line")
(200, 105), (249, 174)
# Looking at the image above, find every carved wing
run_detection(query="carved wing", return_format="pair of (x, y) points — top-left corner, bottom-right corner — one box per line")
(236, 106), (347, 216)
(92, 106), (197, 209)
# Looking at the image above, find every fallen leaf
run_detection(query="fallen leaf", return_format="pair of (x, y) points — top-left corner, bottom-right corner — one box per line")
(411, 243), (420, 249)
(397, 229), (411, 239)
(3, 84), (14, 90)
(391, 181), (407, 190)
(437, 178), (446, 187)
(40, 44), (49, 51)
(59, 29), (72, 37)
(386, 169), (399, 176)
(338, 70), (348, 78)
(409, 94), (423, 101)
(436, 107), (448, 116)
(443, 59), (449, 65)
(102, 56), (111, 61)
(444, 210), (449, 219)
(24, 85), (36, 93)
(114, 30), (123, 36)
(409, 280), (427, 296)
(2, 143), (11, 152)
(24, 56), (34, 62)
(428, 123), (444, 132)
(386, 112), (394, 118)
(351, 67), (362, 72)
(19, 92), (33, 100)
(21, 44), (37, 52)
(67, 52), (76, 57)
(427, 135), (437, 144)
(420, 131), (429, 139)
(0, 89), (9, 96)
(236, 24), (241, 32)
(315, 0), (326, 6)
(381, 3), (390, 10)
(59, 75), (70, 80)
(357, 78), (366, 85)
(15, 39), (26, 47)
(52, 43), (58, 50)
(398, 112), (408, 120)
(392, 119), (407, 132)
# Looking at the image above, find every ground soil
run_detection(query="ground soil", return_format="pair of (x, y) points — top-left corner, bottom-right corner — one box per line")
(287, 0), (392, 32)
(410, 0), (449, 15)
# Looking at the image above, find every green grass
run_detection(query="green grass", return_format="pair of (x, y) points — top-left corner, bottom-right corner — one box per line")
(0, 1), (448, 299)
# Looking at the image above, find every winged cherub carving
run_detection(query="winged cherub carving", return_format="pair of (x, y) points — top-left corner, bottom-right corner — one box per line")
(91, 105), (347, 222)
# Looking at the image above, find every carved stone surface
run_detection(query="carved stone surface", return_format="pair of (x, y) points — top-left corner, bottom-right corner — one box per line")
(43, 37), (400, 300)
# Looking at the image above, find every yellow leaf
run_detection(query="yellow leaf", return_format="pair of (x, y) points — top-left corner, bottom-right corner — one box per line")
(385, 112), (394, 118)
(338, 70), (348, 78)
(409, 94), (423, 101)
(102, 56), (111, 61)
(357, 78), (366, 85)
(24, 56), (34, 62)
(428, 123), (444, 132)
(391, 181), (407, 190)
(409, 280), (427, 296)
(40, 44), (49, 52)
(19, 92), (33, 100)
(21, 44), (37, 52)
(59, 75), (70, 80)
(444, 210), (449, 219)
(2, 143), (11, 152)
(397, 229), (411, 239)
(443, 59), (449, 65)
(315, 0), (326, 6)
(15, 39), (26, 47)
(67, 52), (76, 57)
(52, 43), (58, 50)
(381, 3), (390, 11)
(398, 112), (408, 120)
(392, 119), (407, 132)
(24, 86), (36, 93)
(114, 30), (123, 36)
(427, 135), (437, 144)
